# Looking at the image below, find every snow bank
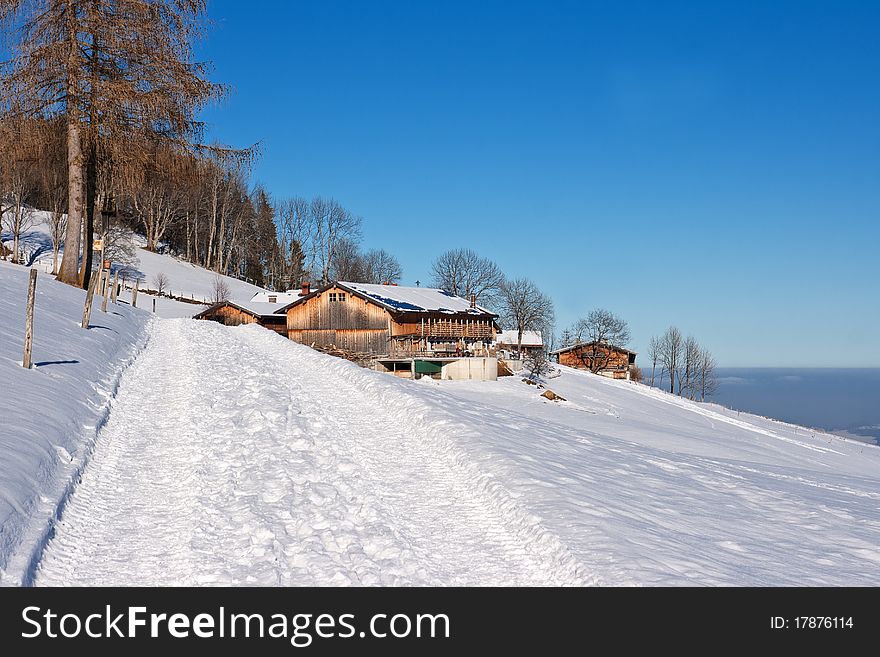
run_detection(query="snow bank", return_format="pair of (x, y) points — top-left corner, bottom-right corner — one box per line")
(0, 261), (148, 585)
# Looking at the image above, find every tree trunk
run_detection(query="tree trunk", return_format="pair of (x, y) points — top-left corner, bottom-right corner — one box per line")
(12, 201), (22, 264)
(80, 140), (97, 288)
(57, 2), (84, 286)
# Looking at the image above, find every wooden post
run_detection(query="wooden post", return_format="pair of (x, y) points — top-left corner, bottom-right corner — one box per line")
(101, 268), (110, 313)
(132, 279), (139, 308)
(152, 297), (156, 313)
(81, 268), (100, 329)
(111, 270), (119, 304)
(22, 269), (37, 369)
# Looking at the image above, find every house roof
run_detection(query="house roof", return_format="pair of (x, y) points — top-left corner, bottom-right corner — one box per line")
(193, 299), (286, 320)
(278, 282), (498, 317)
(250, 290), (301, 304)
(495, 330), (544, 347)
(550, 341), (637, 356)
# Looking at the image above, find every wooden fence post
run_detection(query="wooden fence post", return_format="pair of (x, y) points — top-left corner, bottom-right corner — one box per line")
(82, 269), (100, 329)
(111, 270), (119, 304)
(101, 268), (110, 313)
(132, 279), (139, 308)
(152, 297), (156, 313)
(22, 269), (37, 369)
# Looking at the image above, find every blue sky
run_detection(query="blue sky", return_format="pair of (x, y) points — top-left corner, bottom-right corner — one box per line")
(198, 1), (879, 367)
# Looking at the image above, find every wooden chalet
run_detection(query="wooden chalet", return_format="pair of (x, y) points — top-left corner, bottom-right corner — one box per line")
(551, 340), (637, 380)
(193, 300), (287, 335)
(278, 281), (499, 357)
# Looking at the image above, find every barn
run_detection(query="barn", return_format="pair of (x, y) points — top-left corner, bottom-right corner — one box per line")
(279, 281), (499, 358)
(551, 340), (637, 380)
(193, 300), (287, 335)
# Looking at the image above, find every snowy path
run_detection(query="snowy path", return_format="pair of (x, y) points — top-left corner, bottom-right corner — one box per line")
(34, 320), (586, 586)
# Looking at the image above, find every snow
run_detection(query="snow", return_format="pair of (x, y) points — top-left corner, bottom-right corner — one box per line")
(338, 281), (494, 315)
(132, 243), (263, 304)
(3, 210), (269, 320)
(24, 319), (880, 586)
(496, 330), (544, 346)
(250, 290), (301, 304)
(34, 321), (586, 586)
(0, 261), (148, 585)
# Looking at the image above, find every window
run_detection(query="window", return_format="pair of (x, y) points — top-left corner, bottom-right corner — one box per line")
(329, 292), (346, 303)
(329, 293), (337, 302)
(339, 293), (346, 302)
(268, 296), (277, 303)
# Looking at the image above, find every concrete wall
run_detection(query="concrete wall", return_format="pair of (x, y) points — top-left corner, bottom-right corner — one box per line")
(440, 357), (498, 381)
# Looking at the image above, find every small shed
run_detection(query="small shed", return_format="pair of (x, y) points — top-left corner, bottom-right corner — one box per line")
(193, 300), (287, 335)
(551, 340), (637, 380)
(495, 330), (544, 357)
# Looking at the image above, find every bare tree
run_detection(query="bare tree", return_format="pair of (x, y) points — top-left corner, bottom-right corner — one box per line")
(102, 223), (137, 269)
(210, 275), (230, 305)
(568, 309), (631, 374)
(430, 248), (504, 306)
(363, 248), (402, 284)
(37, 121), (68, 274)
(0, 117), (40, 264)
(524, 349), (553, 381)
(152, 272), (169, 297)
(696, 347), (718, 402)
(648, 335), (660, 387)
(329, 237), (368, 282)
(275, 196), (310, 289)
(558, 327), (575, 349)
(2, 0), (226, 287)
(310, 196), (362, 285)
(498, 277), (554, 357)
(657, 326), (684, 395)
(681, 335), (701, 399)
(127, 147), (186, 252)
(573, 309), (631, 346)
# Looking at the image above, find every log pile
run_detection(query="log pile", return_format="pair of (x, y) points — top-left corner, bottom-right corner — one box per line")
(309, 343), (376, 367)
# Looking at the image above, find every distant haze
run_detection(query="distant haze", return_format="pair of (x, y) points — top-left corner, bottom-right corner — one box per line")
(707, 368), (880, 443)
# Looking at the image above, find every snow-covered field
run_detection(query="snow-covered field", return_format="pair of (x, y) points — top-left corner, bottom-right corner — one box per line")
(19, 317), (880, 587)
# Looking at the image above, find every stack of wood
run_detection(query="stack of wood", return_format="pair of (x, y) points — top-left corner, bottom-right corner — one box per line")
(309, 343), (376, 367)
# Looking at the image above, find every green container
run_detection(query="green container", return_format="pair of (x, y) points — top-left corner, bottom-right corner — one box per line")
(414, 360), (443, 374)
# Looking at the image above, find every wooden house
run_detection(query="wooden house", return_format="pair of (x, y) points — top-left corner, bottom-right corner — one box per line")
(495, 330), (544, 357)
(279, 281), (499, 357)
(551, 341), (637, 380)
(193, 300), (287, 335)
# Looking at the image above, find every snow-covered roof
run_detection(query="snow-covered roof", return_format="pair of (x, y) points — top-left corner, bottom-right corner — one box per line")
(196, 299), (286, 318)
(250, 291), (301, 304)
(337, 282), (496, 316)
(496, 330), (544, 347)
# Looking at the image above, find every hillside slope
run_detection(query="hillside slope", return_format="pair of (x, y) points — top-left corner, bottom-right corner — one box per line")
(27, 320), (880, 586)
(2, 210), (266, 318)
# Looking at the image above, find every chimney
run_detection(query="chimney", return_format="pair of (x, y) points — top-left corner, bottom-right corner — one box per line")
(299, 282), (311, 296)
(470, 294), (477, 309)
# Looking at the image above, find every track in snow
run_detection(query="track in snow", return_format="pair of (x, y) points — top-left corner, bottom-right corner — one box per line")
(35, 319), (587, 586)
